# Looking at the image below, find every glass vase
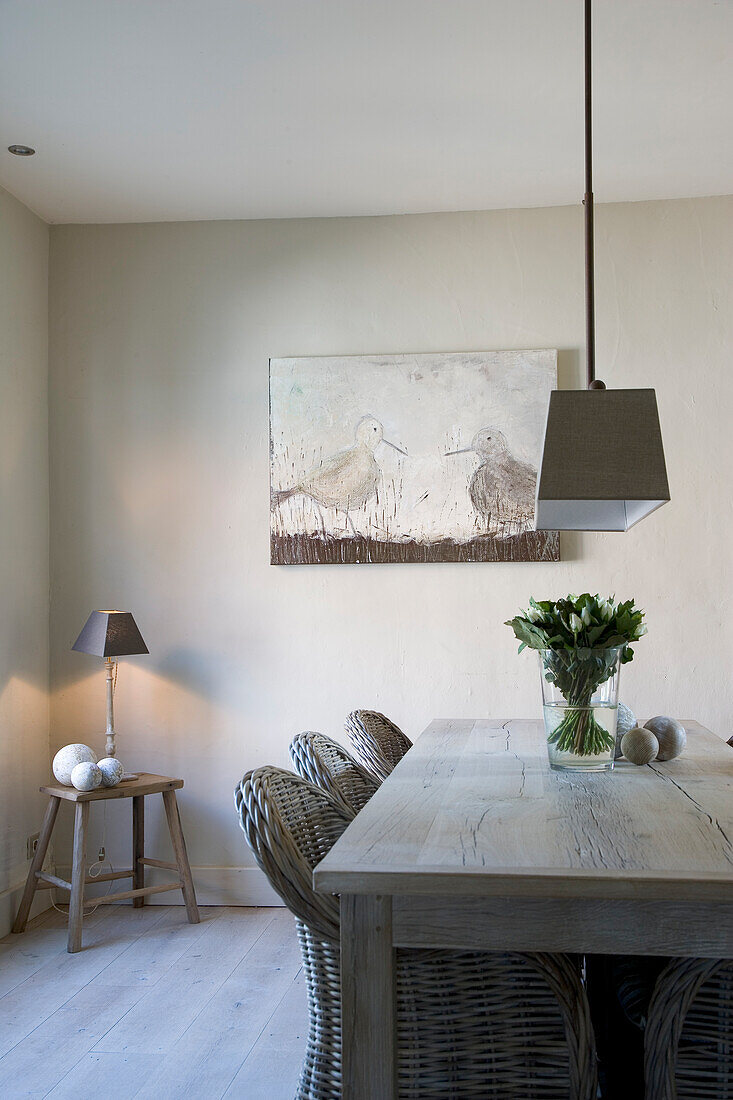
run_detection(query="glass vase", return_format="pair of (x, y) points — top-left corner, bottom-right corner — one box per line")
(539, 646), (624, 772)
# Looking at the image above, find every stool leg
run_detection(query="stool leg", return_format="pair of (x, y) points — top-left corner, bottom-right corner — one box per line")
(12, 796), (61, 933)
(68, 801), (89, 953)
(132, 795), (145, 907)
(162, 790), (199, 924)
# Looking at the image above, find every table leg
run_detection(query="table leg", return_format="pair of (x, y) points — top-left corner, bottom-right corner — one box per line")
(12, 796), (61, 934)
(68, 801), (89, 953)
(132, 795), (145, 907)
(341, 894), (396, 1100)
(162, 790), (199, 924)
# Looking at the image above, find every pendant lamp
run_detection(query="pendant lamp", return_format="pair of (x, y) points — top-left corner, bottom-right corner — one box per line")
(535, 0), (670, 532)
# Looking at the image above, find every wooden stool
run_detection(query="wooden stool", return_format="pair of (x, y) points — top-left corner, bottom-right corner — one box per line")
(12, 774), (199, 952)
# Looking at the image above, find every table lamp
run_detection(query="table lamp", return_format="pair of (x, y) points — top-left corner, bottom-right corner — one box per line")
(72, 611), (148, 777)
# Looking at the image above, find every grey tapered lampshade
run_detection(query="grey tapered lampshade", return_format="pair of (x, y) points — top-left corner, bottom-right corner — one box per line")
(535, 389), (670, 531)
(72, 611), (149, 658)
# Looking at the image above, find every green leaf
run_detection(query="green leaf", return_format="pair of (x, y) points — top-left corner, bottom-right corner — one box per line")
(505, 617), (547, 651)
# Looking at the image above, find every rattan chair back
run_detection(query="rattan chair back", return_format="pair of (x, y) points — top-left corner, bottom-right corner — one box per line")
(235, 765), (350, 943)
(645, 957), (733, 1099)
(345, 708), (412, 781)
(290, 730), (380, 814)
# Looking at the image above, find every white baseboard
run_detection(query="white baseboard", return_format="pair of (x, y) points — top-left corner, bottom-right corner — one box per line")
(0, 870), (54, 938)
(53, 865), (284, 907)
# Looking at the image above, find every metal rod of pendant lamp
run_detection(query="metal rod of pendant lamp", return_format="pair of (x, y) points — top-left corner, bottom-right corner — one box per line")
(584, 0), (603, 391)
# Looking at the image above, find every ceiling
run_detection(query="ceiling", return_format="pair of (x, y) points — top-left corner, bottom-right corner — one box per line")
(0, 0), (731, 225)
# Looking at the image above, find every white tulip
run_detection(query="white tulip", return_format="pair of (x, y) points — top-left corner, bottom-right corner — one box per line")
(581, 605), (593, 626)
(635, 624), (648, 637)
(569, 613), (583, 633)
(599, 599), (613, 621)
(527, 606), (545, 623)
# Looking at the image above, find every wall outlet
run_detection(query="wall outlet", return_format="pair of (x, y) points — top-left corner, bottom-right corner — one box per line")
(26, 832), (40, 860)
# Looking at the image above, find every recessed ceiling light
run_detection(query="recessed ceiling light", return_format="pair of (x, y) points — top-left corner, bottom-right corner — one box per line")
(8, 144), (35, 156)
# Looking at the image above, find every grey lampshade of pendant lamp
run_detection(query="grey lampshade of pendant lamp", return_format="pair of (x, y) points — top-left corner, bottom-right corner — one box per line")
(535, 389), (670, 531)
(72, 610), (149, 657)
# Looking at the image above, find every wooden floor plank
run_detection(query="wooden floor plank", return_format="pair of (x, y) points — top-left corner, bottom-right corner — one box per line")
(0, 904), (169, 1058)
(0, 906), (299, 1099)
(223, 970), (308, 1099)
(87, 904), (220, 991)
(0, 982), (146, 1097)
(0, 925), (73, 1000)
(93, 908), (286, 1056)
(45, 1052), (158, 1099)
(133, 910), (301, 1099)
(0, 907), (108, 999)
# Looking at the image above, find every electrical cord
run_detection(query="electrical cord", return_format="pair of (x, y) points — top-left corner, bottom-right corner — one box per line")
(50, 801), (116, 916)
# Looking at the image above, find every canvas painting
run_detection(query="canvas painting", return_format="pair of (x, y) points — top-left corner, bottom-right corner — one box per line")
(269, 350), (559, 564)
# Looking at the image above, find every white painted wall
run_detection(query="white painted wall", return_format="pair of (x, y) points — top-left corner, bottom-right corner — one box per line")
(48, 196), (733, 902)
(0, 186), (50, 934)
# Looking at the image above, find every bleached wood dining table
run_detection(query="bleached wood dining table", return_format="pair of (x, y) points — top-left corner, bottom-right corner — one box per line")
(313, 718), (733, 1100)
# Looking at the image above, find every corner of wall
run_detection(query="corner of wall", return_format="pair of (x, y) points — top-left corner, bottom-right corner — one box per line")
(0, 186), (53, 937)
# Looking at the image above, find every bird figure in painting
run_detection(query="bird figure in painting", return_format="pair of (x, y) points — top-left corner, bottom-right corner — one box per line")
(272, 416), (407, 532)
(445, 427), (538, 530)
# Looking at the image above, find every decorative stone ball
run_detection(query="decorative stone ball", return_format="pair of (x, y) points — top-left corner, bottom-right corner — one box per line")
(644, 716), (687, 761)
(97, 757), (124, 787)
(621, 727), (660, 766)
(614, 703), (638, 759)
(52, 744), (98, 785)
(70, 761), (103, 791)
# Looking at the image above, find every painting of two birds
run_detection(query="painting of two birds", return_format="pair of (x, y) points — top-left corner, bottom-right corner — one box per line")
(270, 350), (560, 564)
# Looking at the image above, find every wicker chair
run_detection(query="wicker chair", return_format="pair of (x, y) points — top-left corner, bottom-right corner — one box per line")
(612, 954), (669, 1030)
(345, 709), (412, 782)
(235, 765), (598, 1100)
(644, 957), (733, 1099)
(289, 731), (380, 815)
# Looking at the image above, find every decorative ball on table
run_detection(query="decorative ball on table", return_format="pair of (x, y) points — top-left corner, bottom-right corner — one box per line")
(614, 702), (638, 759)
(97, 757), (125, 787)
(621, 727), (659, 766)
(70, 761), (103, 791)
(53, 744), (98, 785)
(644, 716), (686, 761)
